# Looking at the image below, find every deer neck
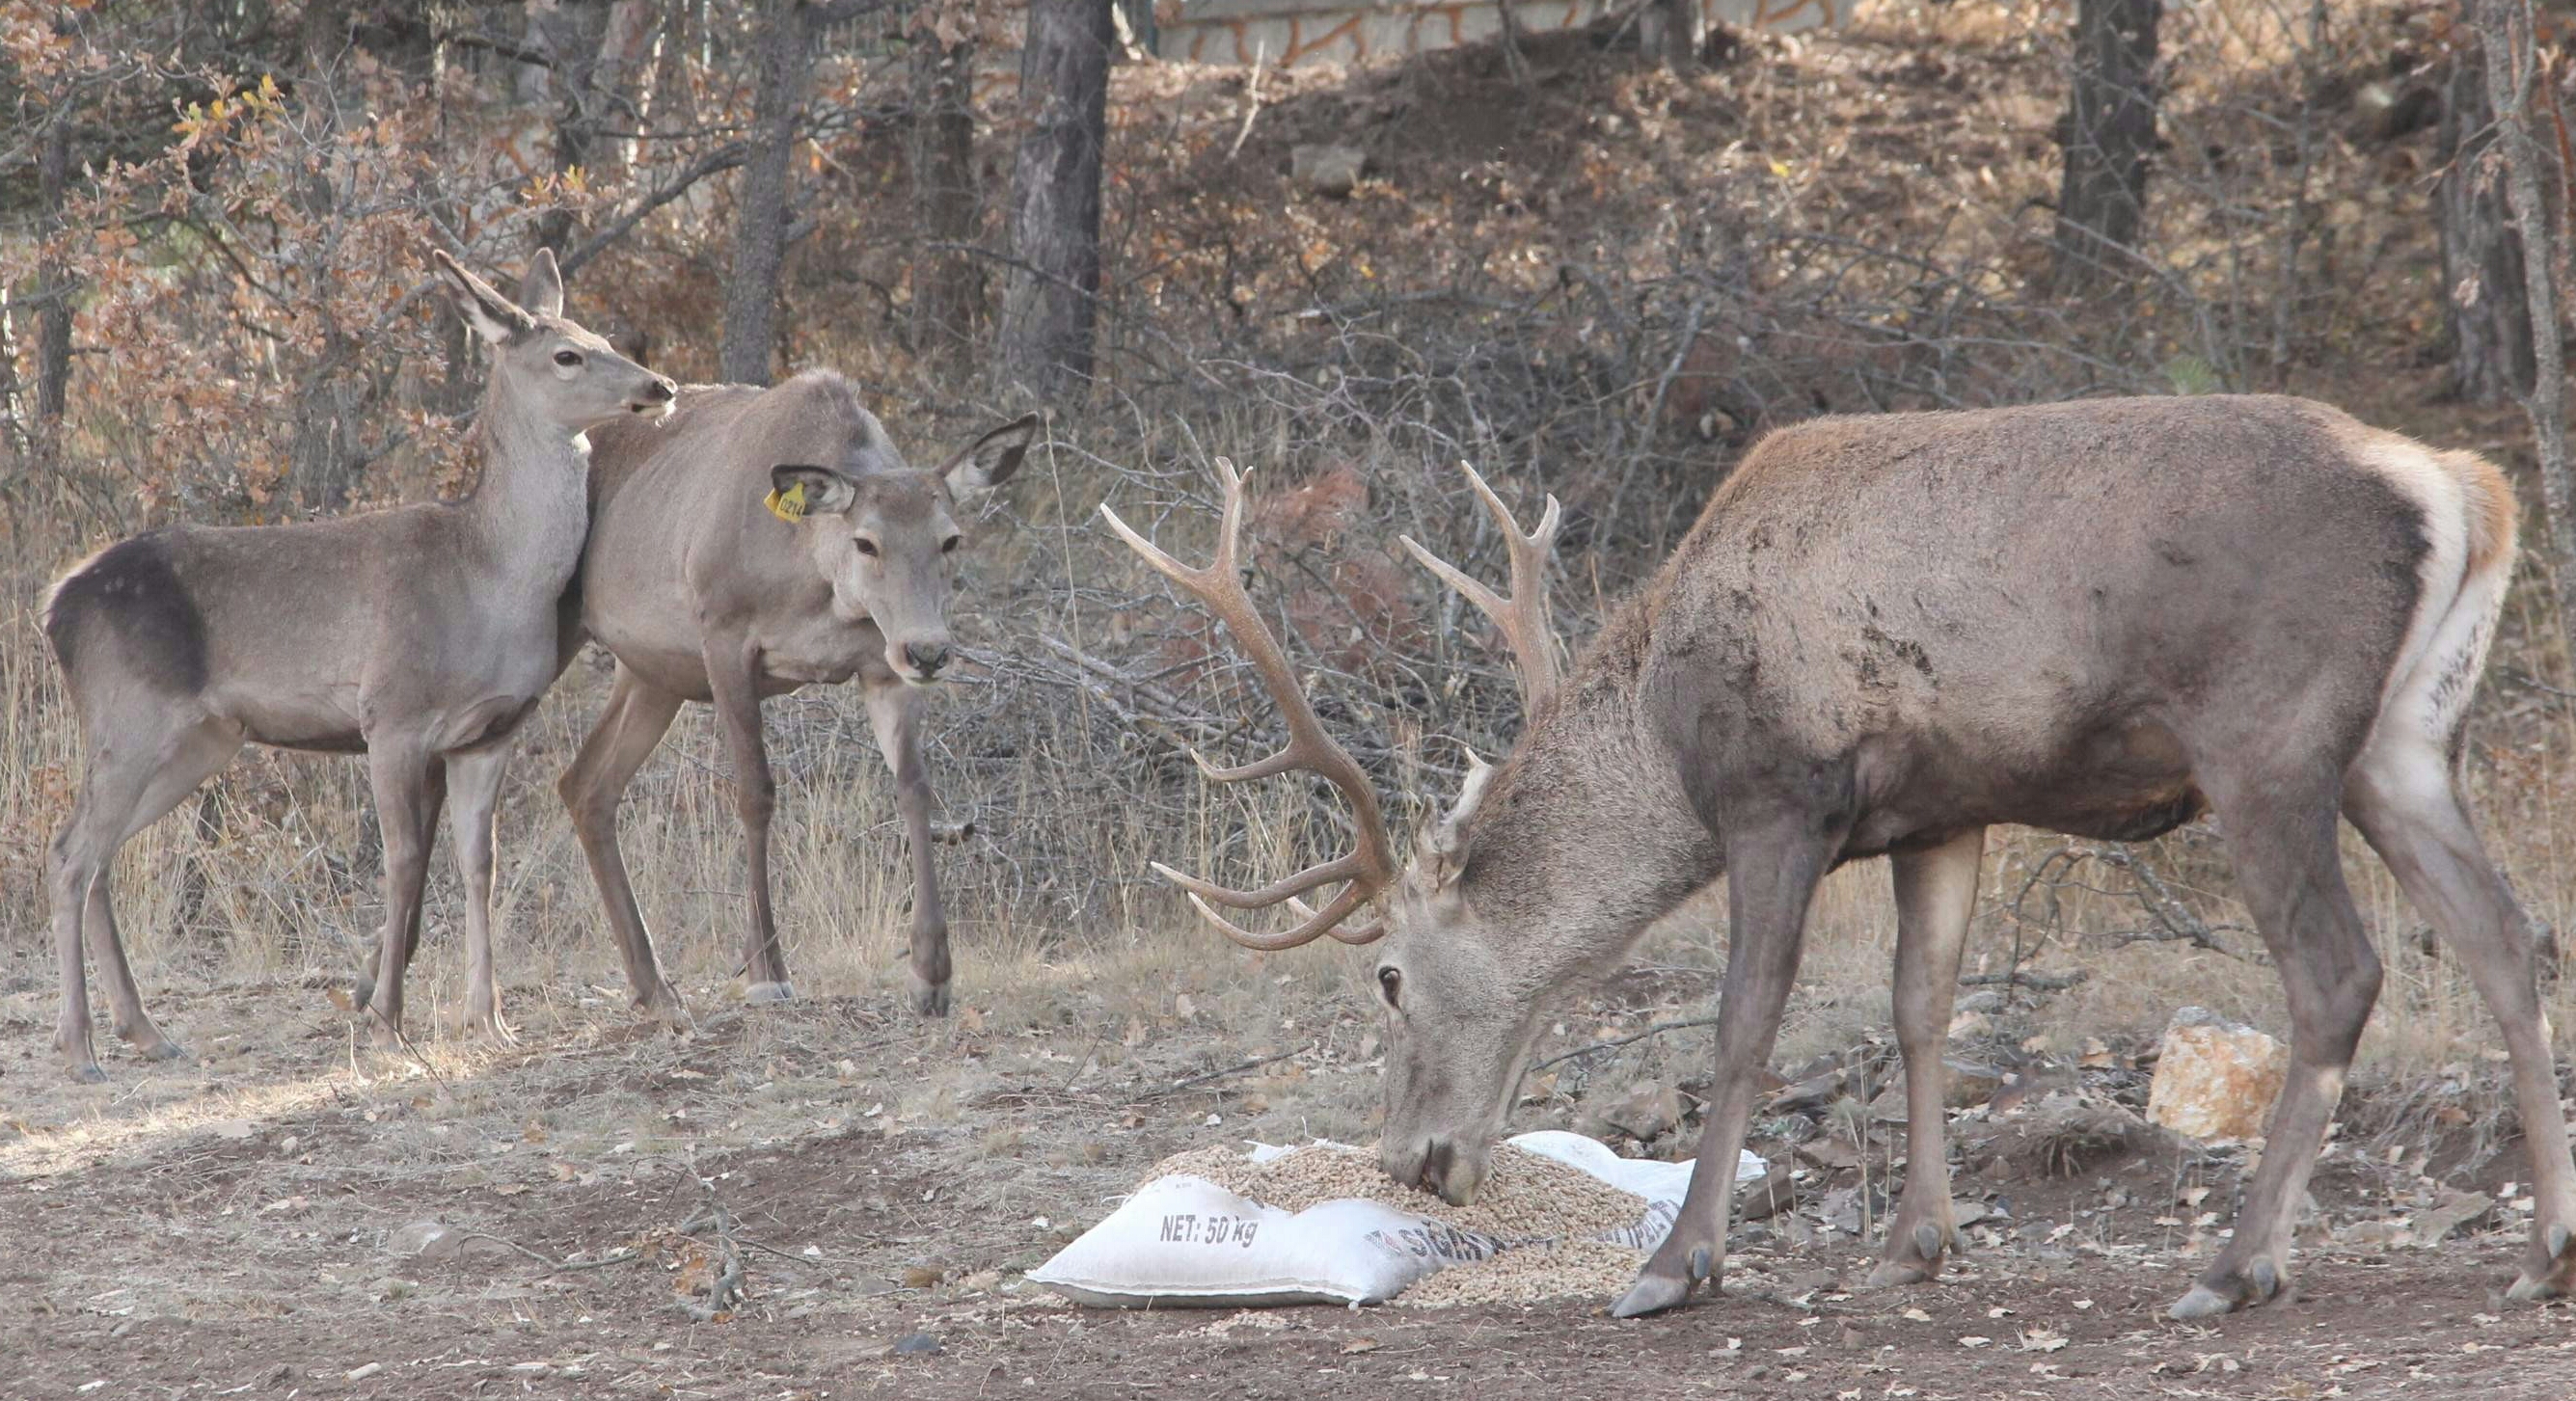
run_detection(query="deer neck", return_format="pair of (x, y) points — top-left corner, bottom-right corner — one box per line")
(462, 373), (593, 600)
(1458, 686), (1722, 960)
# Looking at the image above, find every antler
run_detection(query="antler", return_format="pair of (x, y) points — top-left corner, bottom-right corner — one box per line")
(1098, 459), (1396, 951)
(1398, 462), (1564, 716)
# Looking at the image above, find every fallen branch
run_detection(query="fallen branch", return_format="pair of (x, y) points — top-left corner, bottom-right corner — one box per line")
(1960, 968), (2088, 991)
(1529, 1015), (1722, 1074)
(673, 1184), (747, 1322)
(1149, 1042), (1315, 1097)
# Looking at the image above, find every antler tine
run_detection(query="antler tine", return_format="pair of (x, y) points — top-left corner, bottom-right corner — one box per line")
(1398, 460), (1566, 716)
(1099, 458), (1397, 953)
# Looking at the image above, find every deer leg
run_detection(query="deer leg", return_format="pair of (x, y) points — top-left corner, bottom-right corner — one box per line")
(2346, 736), (2576, 1302)
(362, 743), (444, 1052)
(2170, 772), (2377, 1320)
(87, 873), (185, 1064)
(706, 635), (791, 1002)
(49, 717), (236, 1080)
(1613, 820), (1834, 1318)
(865, 676), (951, 1017)
(558, 663), (688, 1022)
(1868, 825), (1987, 1289)
(355, 757), (447, 1010)
(445, 744), (515, 1044)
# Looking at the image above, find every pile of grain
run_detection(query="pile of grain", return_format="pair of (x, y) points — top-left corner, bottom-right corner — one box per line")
(1145, 1142), (1647, 1242)
(1395, 1240), (1651, 1308)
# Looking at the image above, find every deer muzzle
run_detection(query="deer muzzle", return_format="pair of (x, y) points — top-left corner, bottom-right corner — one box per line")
(1383, 1133), (1489, 1207)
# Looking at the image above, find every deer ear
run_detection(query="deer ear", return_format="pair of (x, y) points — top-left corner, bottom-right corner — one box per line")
(1422, 750), (1497, 885)
(518, 247), (566, 319)
(769, 464), (858, 520)
(431, 250), (533, 344)
(941, 413), (1039, 503)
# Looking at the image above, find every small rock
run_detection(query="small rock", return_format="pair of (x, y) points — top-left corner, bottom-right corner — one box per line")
(1942, 1060), (2004, 1109)
(1590, 1082), (1685, 1143)
(1737, 1163), (1799, 1221)
(387, 1221), (455, 1257)
(1768, 1068), (1847, 1113)
(1794, 1137), (1859, 1172)
(892, 1332), (943, 1357)
(2413, 1191), (2495, 1246)
(345, 1361), (382, 1382)
(2145, 1007), (2286, 1142)
(1290, 144), (1368, 198)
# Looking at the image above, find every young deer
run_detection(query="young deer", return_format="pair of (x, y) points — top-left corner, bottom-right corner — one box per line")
(1106, 395), (2576, 1320)
(41, 250), (673, 1078)
(556, 371), (1033, 1022)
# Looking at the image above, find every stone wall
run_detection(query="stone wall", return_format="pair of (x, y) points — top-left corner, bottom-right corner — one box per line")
(1151, 0), (1853, 69)
(951, 0), (1857, 101)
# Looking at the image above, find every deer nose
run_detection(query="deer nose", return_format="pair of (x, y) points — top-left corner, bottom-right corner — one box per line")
(904, 642), (950, 678)
(644, 377), (675, 403)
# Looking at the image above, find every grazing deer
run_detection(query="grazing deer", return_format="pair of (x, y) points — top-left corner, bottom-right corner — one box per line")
(552, 371), (1034, 1020)
(1104, 394), (2576, 1320)
(41, 250), (675, 1079)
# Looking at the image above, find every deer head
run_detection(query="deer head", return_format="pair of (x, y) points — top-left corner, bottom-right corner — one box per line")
(431, 249), (674, 433)
(1101, 458), (1566, 1206)
(770, 414), (1037, 684)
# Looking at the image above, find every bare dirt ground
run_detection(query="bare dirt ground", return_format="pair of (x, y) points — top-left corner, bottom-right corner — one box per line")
(8, 955), (2575, 1401)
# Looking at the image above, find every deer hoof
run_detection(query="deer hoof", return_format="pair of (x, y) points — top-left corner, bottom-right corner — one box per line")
(66, 1060), (107, 1085)
(637, 987), (693, 1031)
(745, 980), (796, 1007)
(2508, 1224), (2576, 1302)
(1610, 1268), (1695, 1319)
(465, 1012), (518, 1046)
(908, 977), (951, 1018)
(2167, 1285), (2238, 1321)
(1864, 1220), (1948, 1290)
(2169, 1256), (2283, 1321)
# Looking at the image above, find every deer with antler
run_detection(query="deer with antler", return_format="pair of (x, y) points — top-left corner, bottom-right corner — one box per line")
(1103, 394), (2576, 1321)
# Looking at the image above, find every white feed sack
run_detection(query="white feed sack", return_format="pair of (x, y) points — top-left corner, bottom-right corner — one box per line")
(1028, 1130), (1763, 1307)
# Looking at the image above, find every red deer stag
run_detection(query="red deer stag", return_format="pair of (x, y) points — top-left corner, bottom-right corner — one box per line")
(42, 250), (674, 1078)
(1102, 395), (2574, 1319)
(554, 372), (1034, 1020)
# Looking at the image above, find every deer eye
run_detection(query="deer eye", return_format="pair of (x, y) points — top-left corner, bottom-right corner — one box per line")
(854, 537), (880, 557)
(1377, 966), (1402, 1010)
(554, 349), (583, 367)
(940, 535), (963, 554)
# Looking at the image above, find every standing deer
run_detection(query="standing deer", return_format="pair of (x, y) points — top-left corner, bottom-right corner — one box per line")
(552, 371), (1033, 1021)
(41, 250), (674, 1079)
(1104, 394), (2576, 1319)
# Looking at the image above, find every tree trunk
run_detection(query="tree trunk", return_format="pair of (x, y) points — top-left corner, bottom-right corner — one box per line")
(529, 0), (660, 254)
(2052, 0), (2161, 292)
(35, 99), (72, 436)
(721, 0), (816, 385)
(1640, 0), (1702, 73)
(997, 0), (1111, 399)
(2439, 39), (2539, 403)
(909, 32), (982, 367)
(2478, 0), (2576, 613)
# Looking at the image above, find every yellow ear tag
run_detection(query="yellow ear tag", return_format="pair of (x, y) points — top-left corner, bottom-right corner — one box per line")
(764, 482), (807, 523)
